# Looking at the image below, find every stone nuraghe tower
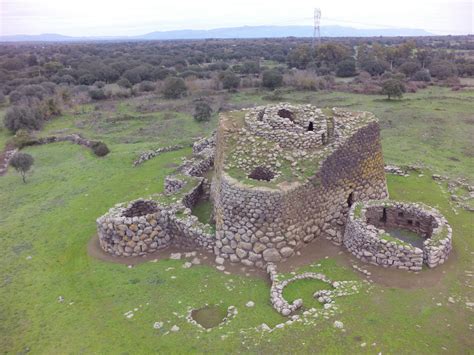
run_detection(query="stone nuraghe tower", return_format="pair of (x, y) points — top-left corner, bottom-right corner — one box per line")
(210, 104), (388, 267)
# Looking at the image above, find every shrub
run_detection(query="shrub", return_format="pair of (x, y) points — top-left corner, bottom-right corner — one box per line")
(91, 141), (110, 157)
(138, 80), (155, 92)
(78, 74), (96, 85)
(220, 70), (240, 91)
(94, 81), (106, 88)
(412, 69), (431, 82)
(262, 69), (283, 90)
(12, 129), (34, 148)
(360, 59), (387, 76)
(336, 58), (357, 77)
(117, 77), (132, 88)
(163, 77), (187, 99)
(9, 152), (34, 183)
(398, 61), (421, 76)
(89, 88), (106, 100)
(4, 105), (42, 133)
(429, 60), (458, 80)
(193, 100), (213, 122)
(381, 79), (405, 100)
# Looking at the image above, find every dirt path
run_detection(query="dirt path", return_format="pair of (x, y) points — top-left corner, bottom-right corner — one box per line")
(88, 234), (455, 289)
(87, 234), (268, 279)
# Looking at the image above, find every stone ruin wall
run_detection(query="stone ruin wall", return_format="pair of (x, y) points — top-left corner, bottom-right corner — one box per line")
(97, 182), (215, 257)
(244, 105), (334, 150)
(97, 135), (218, 257)
(343, 201), (452, 270)
(211, 120), (388, 267)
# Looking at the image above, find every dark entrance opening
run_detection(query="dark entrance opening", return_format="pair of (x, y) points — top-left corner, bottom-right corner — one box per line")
(347, 192), (354, 207)
(322, 133), (326, 145)
(380, 207), (387, 223)
(277, 109), (294, 121)
(307, 122), (314, 131)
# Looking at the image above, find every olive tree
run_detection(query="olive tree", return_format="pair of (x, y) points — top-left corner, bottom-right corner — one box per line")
(381, 79), (405, 100)
(9, 152), (34, 183)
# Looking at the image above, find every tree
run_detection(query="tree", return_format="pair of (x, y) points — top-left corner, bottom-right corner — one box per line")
(4, 105), (42, 133)
(220, 70), (240, 90)
(398, 61), (421, 76)
(262, 69), (283, 90)
(287, 45), (312, 69)
(429, 60), (457, 80)
(359, 58), (387, 76)
(89, 88), (106, 100)
(117, 77), (132, 88)
(193, 100), (213, 122)
(316, 43), (351, 66)
(163, 77), (187, 99)
(336, 58), (357, 77)
(412, 69), (431, 82)
(9, 152), (34, 183)
(381, 79), (405, 100)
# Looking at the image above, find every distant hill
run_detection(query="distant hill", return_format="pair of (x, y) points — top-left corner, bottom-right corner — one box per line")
(0, 25), (433, 42)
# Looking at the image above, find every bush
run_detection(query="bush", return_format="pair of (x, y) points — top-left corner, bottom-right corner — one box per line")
(117, 77), (132, 88)
(93, 81), (106, 88)
(398, 61), (421, 76)
(91, 141), (110, 157)
(220, 70), (240, 91)
(381, 79), (405, 100)
(78, 74), (96, 85)
(193, 100), (213, 122)
(12, 129), (34, 148)
(429, 60), (458, 80)
(360, 59), (387, 76)
(336, 58), (357, 77)
(9, 152), (34, 183)
(262, 69), (283, 90)
(4, 105), (42, 133)
(138, 80), (155, 92)
(412, 69), (431, 82)
(89, 88), (106, 100)
(163, 77), (187, 99)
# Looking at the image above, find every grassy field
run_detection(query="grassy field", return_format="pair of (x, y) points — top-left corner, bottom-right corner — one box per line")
(0, 87), (473, 353)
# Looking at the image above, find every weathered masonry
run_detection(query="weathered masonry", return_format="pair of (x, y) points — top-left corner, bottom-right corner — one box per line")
(96, 103), (452, 271)
(210, 104), (388, 267)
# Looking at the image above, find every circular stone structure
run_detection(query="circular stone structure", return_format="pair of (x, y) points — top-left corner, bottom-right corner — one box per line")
(343, 200), (452, 270)
(211, 103), (388, 267)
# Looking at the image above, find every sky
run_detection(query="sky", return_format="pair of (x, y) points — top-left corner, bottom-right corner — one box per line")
(1, 0), (472, 37)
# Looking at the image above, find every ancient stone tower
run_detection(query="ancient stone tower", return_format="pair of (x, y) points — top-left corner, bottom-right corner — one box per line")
(210, 104), (388, 267)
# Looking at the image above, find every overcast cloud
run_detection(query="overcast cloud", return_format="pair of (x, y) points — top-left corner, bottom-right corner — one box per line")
(1, 0), (472, 36)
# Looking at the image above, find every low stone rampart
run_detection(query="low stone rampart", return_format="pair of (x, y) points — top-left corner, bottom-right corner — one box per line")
(343, 201), (452, 270)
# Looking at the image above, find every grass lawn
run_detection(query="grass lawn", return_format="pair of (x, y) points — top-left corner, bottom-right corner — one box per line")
(0, 88), (473, 353)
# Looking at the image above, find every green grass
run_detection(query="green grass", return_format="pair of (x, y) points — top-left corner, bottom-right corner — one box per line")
(0, 90), (473, 353)
(191, 199), (213, 225)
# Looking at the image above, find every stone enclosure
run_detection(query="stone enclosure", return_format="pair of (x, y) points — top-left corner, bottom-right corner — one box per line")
(343, 200), (452, 270)
(97, 102), (452, 271)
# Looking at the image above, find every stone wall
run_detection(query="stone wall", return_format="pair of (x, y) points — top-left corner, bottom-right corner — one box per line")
(343, 201), (452, 270)
(211, 118), (388, 268)
(244, 104), (330, 150)
(97, 181), (215, 256)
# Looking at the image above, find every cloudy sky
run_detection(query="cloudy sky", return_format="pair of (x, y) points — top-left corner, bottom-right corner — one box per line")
(1, 0), (472, 36)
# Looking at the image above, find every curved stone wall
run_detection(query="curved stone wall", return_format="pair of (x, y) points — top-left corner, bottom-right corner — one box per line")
(97, 176), (215, 256)
(244, 104), (330, 149)
(211, 118), (388, 267)
(343, 200), (452, 270)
